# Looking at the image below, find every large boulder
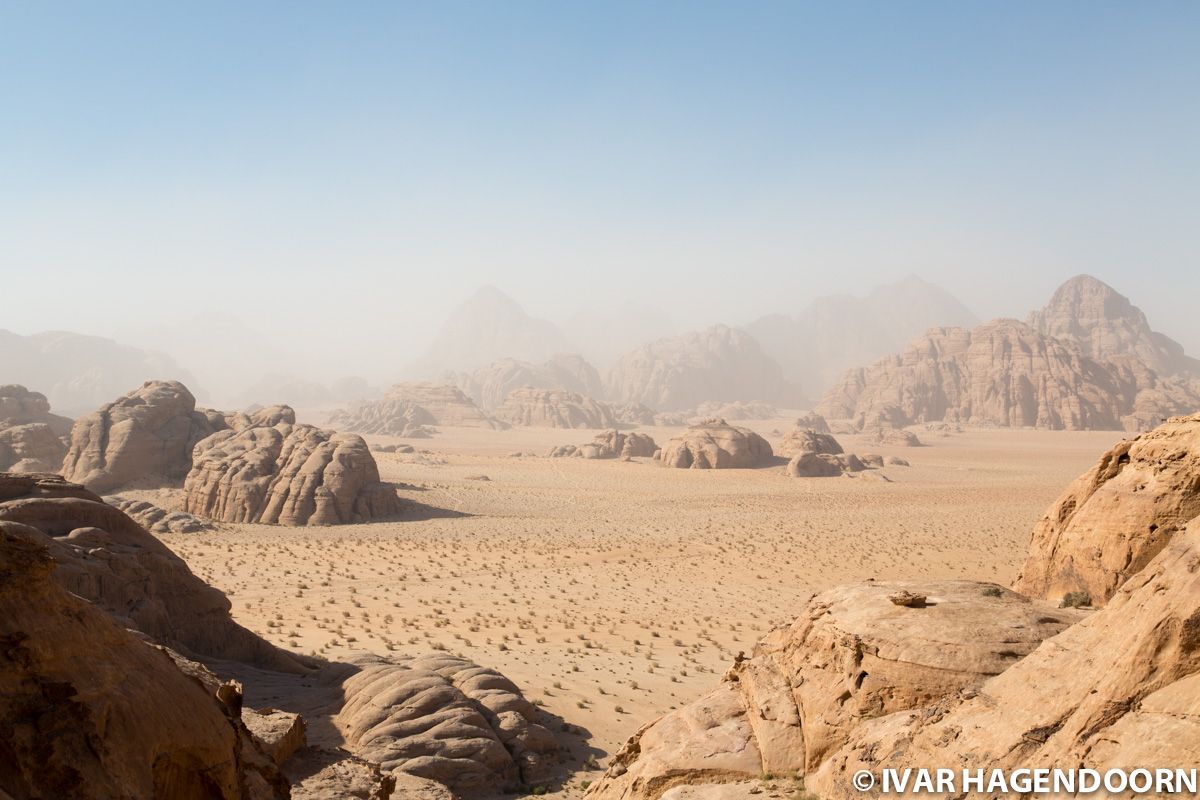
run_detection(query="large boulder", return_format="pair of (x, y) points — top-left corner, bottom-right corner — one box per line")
(794, 411), (831, 434)
(495, 387), (617, 429)
(334, 654), (563, 793)
(549, 430), (658, 460)
(786, 451), (869, 478)
(184, 419), (401, 526)
(0, 473), (305, 671)
(450, 353), (605, 410)
(1014, 413), (1200, 606)
(605, 325), (785, 412)
(588, 581), (1076, 799)
(0, 520), (288, 800)
(61, 380), (225, 492)
(658, 418), (773, 469)
(0, 384), (73, 434)
(778, 428), (843, 458)
(0, 385), (72, 473)
(811, 521), (1200, 798)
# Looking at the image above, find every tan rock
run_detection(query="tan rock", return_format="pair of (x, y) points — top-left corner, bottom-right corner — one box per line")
(184, 419), (401, 526)
(1014, 413), (1200, 605)
(794, 411), (831, 434)
(450, 353), (605, 410)
(287, 747), (407, 800)
(867, 427), (923, 447)
(61, 380), (226, 492)
(611, 402), (658, 426)
(328, 395), (437, 437)
(0, 422), (67, 473)
(691, 400), (779, 420)
(550, 430), (658, 460)
(786, 452), (857, 477)
(588, 581), (1076, 799)
(659, 418), (773, 469)
(242, 708), (307, 766)
(778, 429), (843, 458)
(366, 382), (506, 429)
(495, 387), (618, 428)
(105, 494), (215, 534)
(0, 384), (73, 434)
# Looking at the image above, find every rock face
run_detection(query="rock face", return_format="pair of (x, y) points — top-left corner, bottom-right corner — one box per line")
(0, 385), (72, 473)
(0, 519), (288, 800)
(0, 473), (304, 671)
(369, 382), (506, 429)
(328, 395), (437, 437)
(810, 521), (1200, 799)
(746, 275), (980, 400)
(1014, 413), (1200, 606)
(778, 429), (843, 459)
(691, 400), (779, 420)
(61, 380), (226, 493)
(659, 418), (773, 469)
(450, 353), (605, 410)
(786, 452), (869, 478)
(818, 319), (1200, 431)
(495, 387), (617, 429)
(105, 494), (216, 534)
(184, 417), (401, 526)
(605, 325), (785, 412)
(1028, 274), (1200, 379)
(588, 581), (1076, 799)
(334, 654), (563, 793)
(611, 402), (658, 426)
(0, 384), (73, 433)
(549, 430), (658, 460)
(794, 411), (831, 434)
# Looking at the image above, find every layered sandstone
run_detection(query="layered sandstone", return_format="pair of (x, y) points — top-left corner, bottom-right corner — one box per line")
(328, 395), (437, 437)
(659, 418), (773, 469)
(495, 387), (617, 429)
(451, 353), (605, 410)
(0, 385), (72, 473)
(366, 383), (506, 429)
(777, 429), (843, 459)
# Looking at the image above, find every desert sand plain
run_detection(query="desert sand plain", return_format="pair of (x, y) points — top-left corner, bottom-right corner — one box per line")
(121, 417), (1123, 790)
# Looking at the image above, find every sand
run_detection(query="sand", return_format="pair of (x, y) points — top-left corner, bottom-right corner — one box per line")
(152, 418), (1123, 788)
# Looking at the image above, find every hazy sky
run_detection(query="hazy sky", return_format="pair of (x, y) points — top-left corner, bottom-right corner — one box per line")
(3, 2), (1198, 384)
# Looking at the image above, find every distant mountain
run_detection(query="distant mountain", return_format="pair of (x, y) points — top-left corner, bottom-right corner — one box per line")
(447, 354), (605, 410)
(605, 324), (785, 412)
(1028, 274), (1200, 378)
(818, 275), (1200, 431)
(0, 329), (197, 417)
(561, 303), (677, 370)
(746, 275), (978, 400)
(409, 286), (569, 377)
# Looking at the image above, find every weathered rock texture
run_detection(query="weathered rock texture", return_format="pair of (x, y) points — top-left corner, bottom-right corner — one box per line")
(1029, 274), (1200, 379)
(659, 418), (773, 469)
(450, 353), (605, 410)
(0, 384), (73, 434)
(606, 325), (785, 412)
(328, 395), (437, 437)
(0, 519), (288, 800)
(818, 319), (1200, 432)
(1015, 413), (1200, 606)
(61, 380), (227, 492)
(185, 418), (401, 526)
(0, 385), (72, 473)
(0, 473), (304, 671)
(786, 452), (870, 478)
(611, 402), (658, 426)
(588, 581), (1076, 799)
(495, 387), (617, 429)
(811, 522), (1200, 799)
(691, 400), (779, 421)
(794, 411), (831, 434)
(777, 429), (843, 459)
(105, 494), (216, 534)
(549, 430), (658, 460)
(366, 383), (506, 429)
(334, 654), (563, 793)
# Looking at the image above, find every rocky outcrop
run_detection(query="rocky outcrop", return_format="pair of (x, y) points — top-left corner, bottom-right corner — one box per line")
(334, 654), (563, 793)
(867, 427), (923, 447)
(691, 400), (779, 420)
(549, 430), (658, 460)
(659, 418), (773, 469)
(105, 494), (215, 534)
(818, 319), (1200, 431)
(328, 395), (437, 437)
(0, 519), (288, 800)
(1014, 413), (1200, 606)
(1029, 274), (1200, 379)
(786, 451), (870, 478)
(588, 581), (1077, 799)
(794, 411), (831, 434)
(0, 384), (73, 434)
(0, 473), (304, 671)
(778, 429), (843, 459)
(370, 383), (506, 429)
(450, 354), (605, 410)
(0, 385), (72, 473)
(61, 380), (226, 492)
(495, 387), (617, 429)
(811, 521), (1200, 799)
(611, 402), (658, 426)
(184, 418), (401, 526)
(605, 325), (785, 412)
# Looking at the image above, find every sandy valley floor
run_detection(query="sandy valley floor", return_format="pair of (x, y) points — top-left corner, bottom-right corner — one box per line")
(152, 419), (1122, 789)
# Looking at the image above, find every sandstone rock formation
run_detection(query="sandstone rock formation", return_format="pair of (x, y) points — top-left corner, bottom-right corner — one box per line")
(333, 654), (563, 793)
(818, 319), (1200, 431)
(105, 494), (216, 534)
(185, 418), (401, 526)
(611, 402), (658, 426)
(606, 325), (785, 412)
(0, 473), (304, 671)
(0, 384), (73, 433)
(365, 383), (507, 429)
(328, 394), (438, 437)
(777, 429), (843, 459)
(691, 400), (779, 420)
(746, 275), (980, 400)
(786, 451), (869, 478)
(811, 521), (1200, 799)
(868, 427), (923, 447)
(794, 411), (831, 434)
(0, 385), (72, 473)
(0, 519), (288, 800)
(588, 581), (1076, 798)
(1014, 413), (1200, 606)
(659, 418), (773, 469)
(495, 387), (617, 428)
(61, 380), (226, 492)
(1029, 274), (1200, 379)
(549, 430), (658, 460)
(450, 353), (605, 410)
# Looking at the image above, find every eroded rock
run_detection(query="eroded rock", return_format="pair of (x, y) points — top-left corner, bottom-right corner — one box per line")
(659, 418), (773, 469)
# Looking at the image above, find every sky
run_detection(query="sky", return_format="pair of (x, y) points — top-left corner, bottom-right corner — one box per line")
(2, 2), (1198, 393)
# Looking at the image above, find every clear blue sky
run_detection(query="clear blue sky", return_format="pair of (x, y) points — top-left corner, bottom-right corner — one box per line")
(2, 2), (1198, 383)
